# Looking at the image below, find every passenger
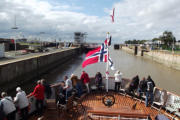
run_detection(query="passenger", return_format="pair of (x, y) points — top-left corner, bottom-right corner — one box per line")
(95, 72), (103, 90)
(41, 79), (52, 99)
(71, 74), (82, 97)
(114, 70), (123, 92)
(57, 81), (66, 105)
(0, 98), (5, 120)
(1, 92), (16, 120)
(80, 71), (90, 93)
(145, 75), (155, 107)
(29, 80), (45, 116)
(127, 75), (139, 94)
(14, 87), (29, 120)
(137, 77), (147, 98)
(63, 76), (73, 100)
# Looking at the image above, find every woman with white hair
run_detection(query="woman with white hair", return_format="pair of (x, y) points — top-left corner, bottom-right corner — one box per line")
(114, 70), (123, 92)
(14, 87), (29, 120)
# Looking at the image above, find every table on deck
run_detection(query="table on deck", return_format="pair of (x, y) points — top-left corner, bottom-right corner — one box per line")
(87, 107), (149, 118)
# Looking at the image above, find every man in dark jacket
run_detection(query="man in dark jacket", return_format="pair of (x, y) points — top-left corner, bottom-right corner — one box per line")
(138, 77), (147, 97)
(128, 75), (139, 94)
(41, 79), (52, 99)
(145, 75), (155, 107)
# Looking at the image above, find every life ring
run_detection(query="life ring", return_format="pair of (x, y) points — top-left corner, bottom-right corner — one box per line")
(102, 94), (115, 107)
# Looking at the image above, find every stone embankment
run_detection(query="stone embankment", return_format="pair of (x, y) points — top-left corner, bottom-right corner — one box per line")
(0, 47), (80, 92)
(122, 46), (180, 71)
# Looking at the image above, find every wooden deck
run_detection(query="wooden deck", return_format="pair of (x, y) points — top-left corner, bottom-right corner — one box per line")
(29, 92), (175, 120)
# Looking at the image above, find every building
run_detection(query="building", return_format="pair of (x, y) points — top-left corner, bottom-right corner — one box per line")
(74, 32), (84, 44)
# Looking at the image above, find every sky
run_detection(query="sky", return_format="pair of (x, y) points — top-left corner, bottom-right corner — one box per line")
(0, 0), (180, 43)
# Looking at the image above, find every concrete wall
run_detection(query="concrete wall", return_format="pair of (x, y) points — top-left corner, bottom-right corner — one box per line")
(144, 51), (180, 70)
(0, 48), (80, 91)
(122, 46), (141, 56)
(122, 46), (180, 71)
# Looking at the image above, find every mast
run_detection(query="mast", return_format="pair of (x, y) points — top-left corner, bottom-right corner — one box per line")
(106, 32), (110, 92)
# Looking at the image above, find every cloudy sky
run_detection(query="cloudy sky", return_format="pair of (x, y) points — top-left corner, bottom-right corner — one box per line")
(0, 0), (180, 43)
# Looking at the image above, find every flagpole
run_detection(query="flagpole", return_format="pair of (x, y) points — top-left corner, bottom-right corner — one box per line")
(106, 32), (110, 92)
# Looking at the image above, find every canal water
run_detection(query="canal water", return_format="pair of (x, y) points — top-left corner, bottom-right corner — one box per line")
(19, 47), (180, 96)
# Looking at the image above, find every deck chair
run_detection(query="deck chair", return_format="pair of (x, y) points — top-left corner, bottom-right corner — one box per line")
(165, 93), (175, 114)
(151, 88), (162, 110)
(57, 94), (76, 118)
(73, 93), (87, 113)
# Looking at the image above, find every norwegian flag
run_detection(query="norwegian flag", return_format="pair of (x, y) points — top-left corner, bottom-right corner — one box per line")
(82, 43), (107, 68)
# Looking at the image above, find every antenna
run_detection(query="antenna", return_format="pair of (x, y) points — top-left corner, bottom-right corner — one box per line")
(12, 15), (18, 29)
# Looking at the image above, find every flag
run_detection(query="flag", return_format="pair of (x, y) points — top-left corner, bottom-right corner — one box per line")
(82, 43), (107, 68)
(104, 36), (112, 46)
(110, 8), (115, 23)
(108, 57), (115, 70)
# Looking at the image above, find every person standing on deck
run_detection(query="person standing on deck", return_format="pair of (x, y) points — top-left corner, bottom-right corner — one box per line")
(137, 77), (147, 98)
(71, 74), (82, 97)
(114, 70), (123, 92)
(95, 72), (103, 90)
(80, 71), (90, 93)
(145, 76), (155, 107)
(29, 80), (45, 116)
(41, 79), (52, 99)
(63, 76), (73, 100)
(14, 87), (29, 120)
(0, 98), (5, 120)
(1, 92), (16, 120)
(128, 75), (139, 94)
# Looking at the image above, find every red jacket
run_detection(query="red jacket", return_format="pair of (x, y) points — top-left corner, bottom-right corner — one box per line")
(30, 84), (45, 100)
(80, 72), (90, 84)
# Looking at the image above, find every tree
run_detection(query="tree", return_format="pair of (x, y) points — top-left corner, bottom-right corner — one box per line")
(159, 31), (176, 47)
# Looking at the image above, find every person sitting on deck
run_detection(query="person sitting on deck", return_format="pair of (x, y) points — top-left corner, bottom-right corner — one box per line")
(71, 74), (82, 97)
(137, 77), (147, 98)
(145, 75), (155, 107)
(63, 76), (73, 100)
(114, 70), (123, 92)
(127, 75), (139, 95)
(29, 80), (45, 116)
(41, 79), (52, 99)
(80, 71), (90, 93)
(95, 72), (103, 90)
(1, 92), (16, 120)
(14, 87), (29, 120)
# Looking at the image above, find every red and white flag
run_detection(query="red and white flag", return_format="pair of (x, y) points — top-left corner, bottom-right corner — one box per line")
(110, 8), (115, 23)
(82, 36), (115, 69)
(82, 43), (107, 68)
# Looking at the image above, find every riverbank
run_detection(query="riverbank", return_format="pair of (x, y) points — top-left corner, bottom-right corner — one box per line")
(0, 47), (80, 92)
(122, 46), (180, 71)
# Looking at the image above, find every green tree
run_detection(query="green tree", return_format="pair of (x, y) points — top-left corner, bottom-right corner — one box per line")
(159, 31), (176, 47)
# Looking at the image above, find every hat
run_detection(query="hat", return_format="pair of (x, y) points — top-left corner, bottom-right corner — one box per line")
(16, 87), (21, 92)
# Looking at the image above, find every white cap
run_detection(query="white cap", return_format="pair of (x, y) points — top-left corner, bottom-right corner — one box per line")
(16, 87), (21, 92)
(71, 74), (74, 77)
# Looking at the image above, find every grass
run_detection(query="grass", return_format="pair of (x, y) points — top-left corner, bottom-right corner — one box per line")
(18, 42), (40, 46)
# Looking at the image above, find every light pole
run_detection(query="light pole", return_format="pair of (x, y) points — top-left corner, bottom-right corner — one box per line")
(11, 15), (18, 54)
(83, 32), (88, 43)
(39, 32), (45, 49)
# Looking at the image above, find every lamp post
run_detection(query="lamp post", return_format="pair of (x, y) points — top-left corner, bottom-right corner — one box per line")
(83, 32), (88, 43)
(39, 32), (45, 49)
(11, 15), (18, 54)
